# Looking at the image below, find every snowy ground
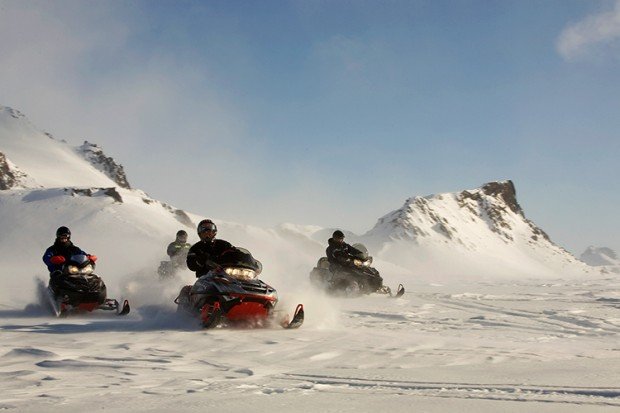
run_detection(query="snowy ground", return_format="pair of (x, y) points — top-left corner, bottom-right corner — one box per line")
(1, 275), (619, 412)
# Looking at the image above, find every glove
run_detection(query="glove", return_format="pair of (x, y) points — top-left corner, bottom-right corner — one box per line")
(50, 255), (66, 265)
(88, 255), (98, 263)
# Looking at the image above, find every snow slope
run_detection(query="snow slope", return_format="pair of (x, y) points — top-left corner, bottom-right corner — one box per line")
(1, 105), (618, 412)
(0, 106), (120, 188)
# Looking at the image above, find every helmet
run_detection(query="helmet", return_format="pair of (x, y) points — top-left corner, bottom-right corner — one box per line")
(333, 230), (345, 239)
(197, 219), (217, 234)
(56, 226), (71, 238)
(176, 230), (188, 238)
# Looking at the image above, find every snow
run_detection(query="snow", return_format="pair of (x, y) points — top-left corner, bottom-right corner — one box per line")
(1, 106), (619, 411)
(0, 106), (117, 188)
(2, 278), (620, 412)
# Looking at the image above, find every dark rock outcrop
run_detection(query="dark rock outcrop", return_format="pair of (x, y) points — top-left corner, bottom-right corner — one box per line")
(0, 152), (29, 190)
(66, 187), (123, 203)
(0, 152), (17, 190)
(78, 141), (131, 189)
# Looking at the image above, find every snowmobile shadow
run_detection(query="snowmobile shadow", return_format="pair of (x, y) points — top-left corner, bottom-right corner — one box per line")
(0, 304), (54, 318)
(0, 305), (204, 334)
(346, 310), (410, 321)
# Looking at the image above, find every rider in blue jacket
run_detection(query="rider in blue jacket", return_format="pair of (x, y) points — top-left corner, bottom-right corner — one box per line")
(43, 227), (88, 274)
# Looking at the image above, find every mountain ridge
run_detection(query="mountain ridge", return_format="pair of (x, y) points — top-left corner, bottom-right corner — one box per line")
(0, 104), (596, 303)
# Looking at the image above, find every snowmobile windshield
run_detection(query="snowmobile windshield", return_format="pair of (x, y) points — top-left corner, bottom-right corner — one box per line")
(350, 244), (370, 260)
(219, 247), (262, 272)
(69, 254), (91, 266)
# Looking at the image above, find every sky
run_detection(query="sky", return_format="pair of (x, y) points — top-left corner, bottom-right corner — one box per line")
(0, 0), (618, 256)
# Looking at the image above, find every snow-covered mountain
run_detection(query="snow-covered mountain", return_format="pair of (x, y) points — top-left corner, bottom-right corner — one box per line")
(581, 246), (618, 266)
(0, 105), (597, 306)
(0, 106), (122, 189)
(0, 105), (326, 307)
(580, 246), (620, 274)
(361, 180), (592, 279)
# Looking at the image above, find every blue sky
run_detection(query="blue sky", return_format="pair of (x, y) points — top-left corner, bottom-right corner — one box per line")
(0, 0), (619, 255)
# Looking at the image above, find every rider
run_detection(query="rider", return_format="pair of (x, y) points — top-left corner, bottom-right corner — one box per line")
(167, 230), (191, 267)
(326, 230), (354, 272)
(186, 219), (233, 278)
(42, 226), (92, 276)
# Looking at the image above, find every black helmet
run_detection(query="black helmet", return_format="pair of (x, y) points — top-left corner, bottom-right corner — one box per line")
(333, 230), (344, 239)
(176, 230), (188, 237)
(56, 226), (71, 238)
(197, 219), (217, 234)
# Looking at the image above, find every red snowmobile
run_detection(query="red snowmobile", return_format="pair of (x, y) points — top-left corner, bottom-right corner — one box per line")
(175, 247), (304, 329)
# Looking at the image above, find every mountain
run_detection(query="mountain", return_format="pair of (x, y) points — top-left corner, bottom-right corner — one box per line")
(0, 105), (596, 306)
(580, 246), (620, 274)
(362, 181), (592, 279)
(0, 106), (120, 189)
(0, 105), (321, 306)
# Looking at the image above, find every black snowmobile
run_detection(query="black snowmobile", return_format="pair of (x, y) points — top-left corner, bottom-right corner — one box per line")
(175, 247), (304, 329)
(310, 243), (404, 298)
(45, 254), (130, 316)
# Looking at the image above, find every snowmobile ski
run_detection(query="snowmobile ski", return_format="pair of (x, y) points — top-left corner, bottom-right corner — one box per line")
(282, 304), (304, 329)
(96, 298), (130, 316)
(116, 299), (131, 316)
(392, 284), (405, 298)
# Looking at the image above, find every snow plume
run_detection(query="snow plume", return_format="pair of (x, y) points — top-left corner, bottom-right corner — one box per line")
(557, 0), (620, 60)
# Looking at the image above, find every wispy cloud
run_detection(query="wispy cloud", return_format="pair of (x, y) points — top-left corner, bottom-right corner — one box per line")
(557, 0), (620, 60)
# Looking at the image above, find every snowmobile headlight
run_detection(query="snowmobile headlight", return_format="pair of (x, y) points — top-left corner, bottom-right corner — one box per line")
(68, 265), (79, 274)
(353, 259), (371, 267)
(81, 264), (94, 274)
(224, 267), (257, 280)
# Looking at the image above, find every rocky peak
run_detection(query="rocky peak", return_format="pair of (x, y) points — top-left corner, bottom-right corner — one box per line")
(0, 152), (17, 189)
(0, 152), (30, 190)
(481, 180), (522, 214)
(77, 141), (131, 189)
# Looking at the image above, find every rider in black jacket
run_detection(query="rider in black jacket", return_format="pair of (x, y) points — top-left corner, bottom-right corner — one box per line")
(186, 219), (233, 278)
(326, 230), (354, 271)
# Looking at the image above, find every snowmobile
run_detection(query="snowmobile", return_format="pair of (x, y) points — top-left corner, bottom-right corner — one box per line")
(157, 252), (188, 279)
(175, 247), (304, 329)
(310, 243), (404, 298)
(45, 254), (130, 316)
